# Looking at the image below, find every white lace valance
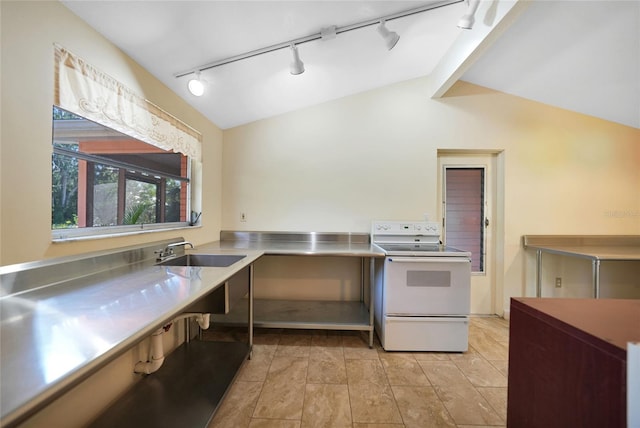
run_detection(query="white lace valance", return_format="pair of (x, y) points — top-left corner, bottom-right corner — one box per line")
(53, 44), (202, 160)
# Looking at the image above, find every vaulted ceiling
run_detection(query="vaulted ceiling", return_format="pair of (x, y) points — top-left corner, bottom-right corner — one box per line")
(61, 0), (639, 130)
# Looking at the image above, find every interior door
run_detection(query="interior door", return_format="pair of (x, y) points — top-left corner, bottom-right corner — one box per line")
(438, 153), (497, 315)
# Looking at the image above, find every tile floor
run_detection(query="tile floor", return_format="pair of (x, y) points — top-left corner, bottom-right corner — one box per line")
(205, 316), (510, 428)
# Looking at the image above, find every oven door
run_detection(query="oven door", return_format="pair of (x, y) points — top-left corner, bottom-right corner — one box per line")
(384, 257), (471, 315)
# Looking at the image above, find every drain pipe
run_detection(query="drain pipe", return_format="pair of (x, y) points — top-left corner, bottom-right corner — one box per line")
(134, 313), (210, 375)
(134, 328), (166, 375)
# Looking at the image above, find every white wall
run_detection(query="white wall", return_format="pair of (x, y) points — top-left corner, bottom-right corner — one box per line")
(222, 79), (640, 313)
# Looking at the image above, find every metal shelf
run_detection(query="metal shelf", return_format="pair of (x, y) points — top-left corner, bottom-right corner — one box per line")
(211, 298), (372, 331)
(89, 340), (250, 428)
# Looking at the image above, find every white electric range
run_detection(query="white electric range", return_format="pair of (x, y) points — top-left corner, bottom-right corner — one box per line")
(372, 220), (471, 352)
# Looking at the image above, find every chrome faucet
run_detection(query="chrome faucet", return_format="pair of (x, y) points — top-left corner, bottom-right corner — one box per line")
(155, 241), (194, 261)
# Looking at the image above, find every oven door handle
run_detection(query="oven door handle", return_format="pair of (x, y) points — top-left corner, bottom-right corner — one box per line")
(388, 257), (470, 263)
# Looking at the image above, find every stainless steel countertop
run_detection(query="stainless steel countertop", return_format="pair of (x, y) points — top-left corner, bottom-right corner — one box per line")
(523, 235), (640, 261)
(0, 246), (262, 427)
(1, 231), (383, 426)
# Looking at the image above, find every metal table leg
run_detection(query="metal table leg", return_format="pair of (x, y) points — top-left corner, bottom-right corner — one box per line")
(248, 263), (254, 359)
(368, 257), (374, 348)
(592, 259), (600, 299)
(536, 249), (543, 297)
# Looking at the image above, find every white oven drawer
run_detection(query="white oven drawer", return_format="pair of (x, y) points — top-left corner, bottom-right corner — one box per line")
(384, 257), (470, 315)
(382, 316), (469, 352)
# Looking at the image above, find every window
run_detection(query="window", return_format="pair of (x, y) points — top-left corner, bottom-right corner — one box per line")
(444, 167), (485, 272)
(52, 107), (190, 239)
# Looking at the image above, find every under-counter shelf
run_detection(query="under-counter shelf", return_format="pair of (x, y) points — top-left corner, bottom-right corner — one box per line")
(212, 298), (372, 331)
(89, 340), (250, 428)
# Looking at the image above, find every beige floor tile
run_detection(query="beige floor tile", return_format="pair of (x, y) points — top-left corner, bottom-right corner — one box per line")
(238, 356), (272, 382)
(346, 359), (388, 386)
(253, 332), (282, 345)
(309, 346), (344, 362)
(454, 357), (508, 387)
(379, 354), (430, 386)
(253, 378), (306, 420)
(210, 317), (511, 427)
(353, 424), (404, 428)
(208, 381), (262, 428)
(343, 335), (379, 360)
(488, 359), (509, 377)
(434, 382), (503, 426)
(412, 352), (452, 361)
(267, 356), (309, 383)
(238, 344), (277, 382)
(310, 331), (343, 347)
(392, 385), (456, 428)
(447, 345), (482, 363)
(307, 359), (347, 384)
(457, 426), (505, 428)
(477, 386), (508, 422)
(470, 317), (510, 343)
(418, 361), (468, 386)
(349, 383), (403, 424)
(249, 419), (301, 428)
(468, 331), (509, 360)
(279, 333), (312, 345)
(273, 333), (312, 357)
(301, 383), (352, 428)
(344, 346), (380, 360)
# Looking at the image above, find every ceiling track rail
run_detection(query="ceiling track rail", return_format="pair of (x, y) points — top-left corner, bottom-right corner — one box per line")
(174, 0), (463, 78)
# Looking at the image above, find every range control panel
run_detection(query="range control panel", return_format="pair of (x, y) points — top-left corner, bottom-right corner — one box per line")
(372, 221), (440, 236)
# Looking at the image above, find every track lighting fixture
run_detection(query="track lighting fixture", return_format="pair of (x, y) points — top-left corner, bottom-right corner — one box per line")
(175, 0), (464, 87)
(289, 44), (305, 75)
(457, 0), (480, 29)
(187, 71), (205, 96)
(377, 19), (400, 51)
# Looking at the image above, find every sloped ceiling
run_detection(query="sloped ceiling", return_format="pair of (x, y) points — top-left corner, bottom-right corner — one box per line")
(61, 0), (639, 130)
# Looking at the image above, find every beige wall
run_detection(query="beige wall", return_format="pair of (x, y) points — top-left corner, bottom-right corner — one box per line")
(0, 1), (223, 267)
(222, 79), (640, 313)
(1, 2), (223, 426)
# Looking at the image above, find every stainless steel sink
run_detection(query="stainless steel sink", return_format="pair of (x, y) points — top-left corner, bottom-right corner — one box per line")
(158, 254), (246, 267)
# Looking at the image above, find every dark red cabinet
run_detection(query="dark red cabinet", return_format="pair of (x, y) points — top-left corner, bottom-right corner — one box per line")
(507, 298), (640, 428)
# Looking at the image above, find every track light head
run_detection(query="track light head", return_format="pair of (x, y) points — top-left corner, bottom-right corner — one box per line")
(289, 44), (305, 75)
(187, 71), (205, 96)
(377, 19), (400, 50)
(457, 0), (481, 29)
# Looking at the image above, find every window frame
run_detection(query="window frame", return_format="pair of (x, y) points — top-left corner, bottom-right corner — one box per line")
(51, 115), (193, 242)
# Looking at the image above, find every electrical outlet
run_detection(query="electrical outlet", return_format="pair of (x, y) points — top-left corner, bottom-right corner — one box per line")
(555, 277), (562, 288)
(240, 212), (247, 222)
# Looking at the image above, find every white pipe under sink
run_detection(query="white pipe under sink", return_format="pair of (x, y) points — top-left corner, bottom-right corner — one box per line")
(134, 313), (210, 375)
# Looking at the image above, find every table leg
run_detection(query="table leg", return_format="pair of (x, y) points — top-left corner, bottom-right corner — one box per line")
(592, 259), (600, 299)
(536, 249), (543, 297)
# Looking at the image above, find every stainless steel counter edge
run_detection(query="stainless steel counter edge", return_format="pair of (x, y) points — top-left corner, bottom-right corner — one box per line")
(212, 231), (386, 257)
(523, 235), (640, 261)
(0, 245), (263, 428)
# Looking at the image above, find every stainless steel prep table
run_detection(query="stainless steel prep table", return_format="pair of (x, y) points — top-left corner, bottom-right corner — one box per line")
(198, 231), (386, 347)
(0, 240), (262, 428)
(523, 235), (640, 298)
